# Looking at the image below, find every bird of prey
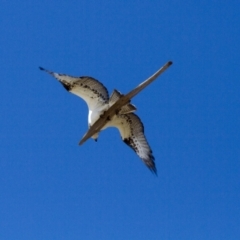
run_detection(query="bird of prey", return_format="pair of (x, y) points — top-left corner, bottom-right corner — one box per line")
(39, 67), (156, 174)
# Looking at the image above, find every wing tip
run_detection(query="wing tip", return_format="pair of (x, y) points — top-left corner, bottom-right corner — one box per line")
(150, 167), (157, 176)
(144, 153), (157, 175)
(147, 159), (157, 175)
(39, 66), (45, 71)
(39, 67), (55, 77)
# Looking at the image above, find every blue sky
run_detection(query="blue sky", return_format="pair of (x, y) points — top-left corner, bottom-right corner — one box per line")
(1, 0), (239, 239)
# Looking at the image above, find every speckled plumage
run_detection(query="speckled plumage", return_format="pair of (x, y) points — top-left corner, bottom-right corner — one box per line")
(40, 67), (156, 174)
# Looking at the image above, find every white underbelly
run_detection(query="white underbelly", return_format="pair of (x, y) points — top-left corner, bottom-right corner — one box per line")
(88, 105), (109, 126)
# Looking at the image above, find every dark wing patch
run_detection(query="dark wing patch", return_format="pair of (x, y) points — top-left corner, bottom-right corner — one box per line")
(60, 81), (71, 91)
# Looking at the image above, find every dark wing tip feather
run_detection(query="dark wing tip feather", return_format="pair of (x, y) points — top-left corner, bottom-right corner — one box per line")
(143, 150), (157, 175)
(149, 167), (157, 175)
(145, 156), (157, 175)
(39, 66), (45, 71)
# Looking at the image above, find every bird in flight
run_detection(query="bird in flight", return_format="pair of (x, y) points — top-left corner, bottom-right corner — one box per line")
(39, 67), (157, 174)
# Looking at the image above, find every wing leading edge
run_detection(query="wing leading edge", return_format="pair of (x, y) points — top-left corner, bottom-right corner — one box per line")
(39, 67), (109, 111)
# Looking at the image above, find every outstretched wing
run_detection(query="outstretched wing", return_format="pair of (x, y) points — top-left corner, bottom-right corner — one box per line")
(108, 113), (156, 174)
(39, 67), (109, 111)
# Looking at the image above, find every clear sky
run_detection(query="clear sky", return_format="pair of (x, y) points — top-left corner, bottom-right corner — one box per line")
(1, 0), (239, 239)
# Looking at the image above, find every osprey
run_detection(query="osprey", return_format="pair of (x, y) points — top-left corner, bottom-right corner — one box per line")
(40, 67), (157, 173)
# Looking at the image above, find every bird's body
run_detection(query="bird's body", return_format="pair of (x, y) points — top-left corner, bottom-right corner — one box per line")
(39, 67), (156, 174)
